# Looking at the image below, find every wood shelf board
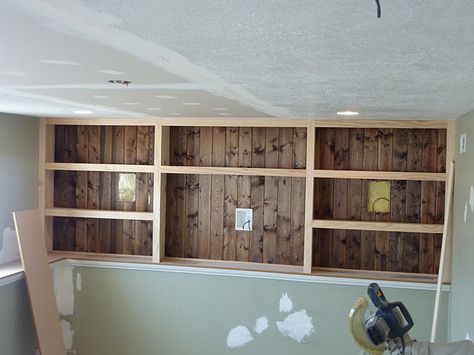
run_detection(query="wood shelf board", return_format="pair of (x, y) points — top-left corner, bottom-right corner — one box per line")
(312, 220), (444, 234)
(161, 165), (306, 177)
(45, 162), (155, 173)
(44, 208), (154, 221)
(45, 252), (442, 284)
(311, 267), (440, 284)
(313, 170), (446, 181)
(161, 257), (304, 273)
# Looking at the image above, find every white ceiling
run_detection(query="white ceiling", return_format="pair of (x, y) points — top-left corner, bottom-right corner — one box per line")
(1, 0), (474, 119)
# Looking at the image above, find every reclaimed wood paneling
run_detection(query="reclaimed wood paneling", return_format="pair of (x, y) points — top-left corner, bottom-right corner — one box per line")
(53, 125), (154, 256)
(313, 127), (446, 274)
(165, 126), (307, 265)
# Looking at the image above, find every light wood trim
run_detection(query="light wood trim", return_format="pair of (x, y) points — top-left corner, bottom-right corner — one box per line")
(312, 220), (444, 234)
(304, 121), (315, 273)
(43, 118), (157, 126)
(48, 251), (153, 264)
(313, 119), (449, 129)
(159, 117), (309, 127)
(44, 208), (154, 221)
(153, 123), (163, 263)
(161, 166), (306, 177)
(312, 267), (438, 284)
(45, 162), (155, 173)
(431, 160), (455, 341)
(162, 257), (303, 274)
(38, 119), (54, 250)
(443, 121), (456, 283)
(314, 169), (446, 181)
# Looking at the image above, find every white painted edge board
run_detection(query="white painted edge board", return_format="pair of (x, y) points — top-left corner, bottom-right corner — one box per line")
(13, 209), (66, 355)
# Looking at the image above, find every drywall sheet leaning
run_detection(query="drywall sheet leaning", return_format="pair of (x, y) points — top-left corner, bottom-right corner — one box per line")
(13, 209), (66, 355)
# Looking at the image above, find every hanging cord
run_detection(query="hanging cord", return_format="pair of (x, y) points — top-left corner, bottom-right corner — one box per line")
(375, 0), (382, 18)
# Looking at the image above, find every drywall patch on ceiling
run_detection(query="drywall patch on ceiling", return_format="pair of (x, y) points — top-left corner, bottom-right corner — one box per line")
(96, 69), (124, 75)
(276, 309), (315, 344)
(7, 0), (287, 118)
(0, 71), (28, 77)
(37, 59), (82, 66)
(226, 325), (254, 348)
(52, 266), (75, 316)
(0, 227), (20, 265)
(0, 89), (145, 118)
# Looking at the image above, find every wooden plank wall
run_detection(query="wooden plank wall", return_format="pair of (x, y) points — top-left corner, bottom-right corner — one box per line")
(312, 128), (446, 273)
(53, 125), (154, 255)
(165, 127), (307, 265)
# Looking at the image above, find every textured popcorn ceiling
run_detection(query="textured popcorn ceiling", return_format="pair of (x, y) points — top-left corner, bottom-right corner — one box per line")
(1, 0), (474, 119)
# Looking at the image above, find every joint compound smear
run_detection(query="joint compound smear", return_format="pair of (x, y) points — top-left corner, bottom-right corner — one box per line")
(254, 317), (269, 334)
(52, 266), (74, 316)
(279, 293), (293, 313)
(276, 309), (315, 343)
(227, 326), (254, 348)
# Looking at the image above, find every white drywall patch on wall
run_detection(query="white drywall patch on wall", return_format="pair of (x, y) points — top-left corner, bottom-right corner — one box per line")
(254, 317), (269, 334)
(75, 272), (82, 292)
(61, 319), (74, 351)
(469, 186), (474, 213)
(53, 266), (75, 316)
(279, 293), (293, 313)
(276, 309), (315, 343)
(227, 325), (254, 348)
(465, 201), (468, 223)
(0, 227), (20, 264)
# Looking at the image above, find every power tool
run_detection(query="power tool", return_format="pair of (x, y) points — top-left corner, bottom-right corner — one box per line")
(348, 283), (474, 355)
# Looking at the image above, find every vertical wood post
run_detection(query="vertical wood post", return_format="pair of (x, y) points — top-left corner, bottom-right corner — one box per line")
(303, 120), (315, 273)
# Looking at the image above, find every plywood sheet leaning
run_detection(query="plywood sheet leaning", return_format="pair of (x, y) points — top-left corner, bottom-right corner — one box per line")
(13, 209), (66, 355)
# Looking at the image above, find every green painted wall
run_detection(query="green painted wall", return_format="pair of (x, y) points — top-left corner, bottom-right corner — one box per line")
(72, 266), (448, 355)
(0, 113), (38, 246)
(450, 111), (474, 341)
(0, 279), (37, 354)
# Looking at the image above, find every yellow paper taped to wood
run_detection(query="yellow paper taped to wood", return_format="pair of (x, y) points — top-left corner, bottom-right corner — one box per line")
(368, 181), (390, 213)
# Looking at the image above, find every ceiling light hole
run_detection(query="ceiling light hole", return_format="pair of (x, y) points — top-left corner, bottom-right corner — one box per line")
(336, 111), (359, 116)
(73, 110), (93, 115)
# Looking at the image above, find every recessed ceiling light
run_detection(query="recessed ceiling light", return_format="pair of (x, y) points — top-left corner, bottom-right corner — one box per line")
(122, 102), (139, 106)
(93, 95), (110, 99)
(218, 112), (231, 116)
(73, 110), (93, 115)
(213, 107), (228, 111)
(336, 111), (359, 116)
(155, 95), (176, 99)
(181, 102), (200, 106)
(147, 108), (162, 111)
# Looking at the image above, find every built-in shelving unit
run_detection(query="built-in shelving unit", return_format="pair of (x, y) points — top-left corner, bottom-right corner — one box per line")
(38, 117), (454, 283)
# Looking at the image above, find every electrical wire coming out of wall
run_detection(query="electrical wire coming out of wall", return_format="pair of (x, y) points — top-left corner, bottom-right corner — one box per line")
(375, 0), (382, 18)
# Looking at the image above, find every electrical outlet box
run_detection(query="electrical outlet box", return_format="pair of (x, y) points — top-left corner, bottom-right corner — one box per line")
(460, 133), (467, 154)
(235, 208), (252, 231)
